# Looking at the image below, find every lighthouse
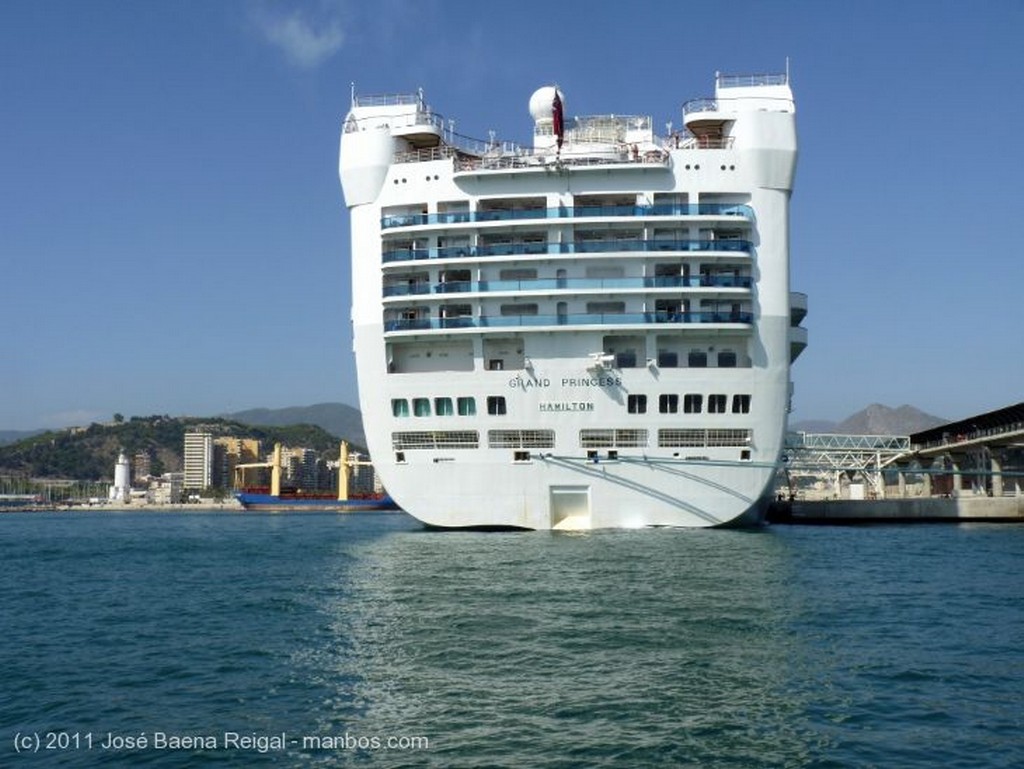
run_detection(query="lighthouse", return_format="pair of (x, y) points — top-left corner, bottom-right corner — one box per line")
(109, 452), (131, 503)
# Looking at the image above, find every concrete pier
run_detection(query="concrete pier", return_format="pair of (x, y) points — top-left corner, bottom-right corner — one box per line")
(768, 495), (1024, 524)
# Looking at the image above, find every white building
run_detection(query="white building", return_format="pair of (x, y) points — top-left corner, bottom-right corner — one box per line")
(183, 432), (213, 490)
(148, 472), (184, 505)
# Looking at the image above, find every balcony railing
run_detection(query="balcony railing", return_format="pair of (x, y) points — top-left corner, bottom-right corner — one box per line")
(382, 238), (753, 263)
(381, 203), (753, 229)
(382, 275), (753, 297)
(384, 310), (754, 333)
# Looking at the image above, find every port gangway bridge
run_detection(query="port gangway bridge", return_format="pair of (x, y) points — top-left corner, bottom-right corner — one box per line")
(781, 432), (912, 498)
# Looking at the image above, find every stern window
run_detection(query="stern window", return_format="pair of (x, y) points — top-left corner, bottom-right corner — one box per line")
(627, 394), (647, 414)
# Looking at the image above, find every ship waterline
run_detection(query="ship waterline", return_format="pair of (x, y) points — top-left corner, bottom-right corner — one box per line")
(340, 74), (803, 528)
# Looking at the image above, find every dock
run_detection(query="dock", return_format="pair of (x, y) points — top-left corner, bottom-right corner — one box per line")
(768, 496), (1024, 524)
(773, 401), (1024, 524)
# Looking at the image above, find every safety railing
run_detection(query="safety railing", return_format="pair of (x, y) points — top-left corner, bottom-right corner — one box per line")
(381, 238), (753, 263)
(384, 310), (753, 332)
(381, 203), (752, 229)
(382, 275), (752, 297)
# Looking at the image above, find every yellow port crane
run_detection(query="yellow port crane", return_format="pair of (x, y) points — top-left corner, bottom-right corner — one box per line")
(233, 442), (371, 501)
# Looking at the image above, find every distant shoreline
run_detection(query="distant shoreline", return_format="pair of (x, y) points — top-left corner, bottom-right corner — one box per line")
(1, 500), (244, 513)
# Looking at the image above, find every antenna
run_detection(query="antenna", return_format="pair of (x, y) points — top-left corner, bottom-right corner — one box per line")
(785, 57), (790, 84)
(350, 81), (355, 108)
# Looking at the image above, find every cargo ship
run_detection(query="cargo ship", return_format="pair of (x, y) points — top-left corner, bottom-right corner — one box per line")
(234, 442), (399, 512)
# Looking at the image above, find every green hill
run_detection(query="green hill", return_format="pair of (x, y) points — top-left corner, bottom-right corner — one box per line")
(0, 413), (361, 482)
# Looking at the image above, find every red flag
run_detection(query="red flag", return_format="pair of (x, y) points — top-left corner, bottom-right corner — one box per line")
(552, 90), (564, 151)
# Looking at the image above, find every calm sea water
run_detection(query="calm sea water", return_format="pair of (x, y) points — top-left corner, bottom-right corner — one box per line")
(1, 511), (1022, 768)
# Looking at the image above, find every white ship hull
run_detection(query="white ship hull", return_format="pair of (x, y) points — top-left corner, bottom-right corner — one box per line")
(340, 75), (804, 529)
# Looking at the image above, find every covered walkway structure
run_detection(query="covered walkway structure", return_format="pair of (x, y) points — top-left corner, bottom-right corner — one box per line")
(908, 401), (1024, 497)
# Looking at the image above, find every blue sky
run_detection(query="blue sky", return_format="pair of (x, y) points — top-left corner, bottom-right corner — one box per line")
(2, 0), (1021, 431)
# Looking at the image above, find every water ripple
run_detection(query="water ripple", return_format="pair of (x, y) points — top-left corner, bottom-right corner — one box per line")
(2, 514), (1022, 767)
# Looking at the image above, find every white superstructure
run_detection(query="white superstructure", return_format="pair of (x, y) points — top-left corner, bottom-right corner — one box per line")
(339, 72), (805, 529)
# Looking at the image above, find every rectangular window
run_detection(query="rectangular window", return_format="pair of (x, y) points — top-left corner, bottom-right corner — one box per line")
(708, 394), (727, 413)
(435, 397), (454, 416)
(586, 301), (626, 314)
(688, 350), (708, 367)
(499, 268), (537, 280)
(658, 429), (706, 448)
(489, 430), (555, 449)
(684, 394), (703, 414)
(614, 429), (648, 448)
(718, 350), (737, 368)
(580, 429), (614, 448)
(392, 431), (480, 450)
(615, 351), (637, 368)
(657, 351), (678, 368)
(658, 428), (751, 448)
(579, 429), (648, 448)
(659, 394), (679, 414)
(627, 394), (647, 414)
(440, 304), (472, 316)
(413, 398), (431, 417)
(707, 429), (751, 447)
(732, 394), (751, 414)
(391, 398), (409, 418)
(500, 303), (539, 315)
(457, 397), (476, 416)
(487, 396), (507, 415)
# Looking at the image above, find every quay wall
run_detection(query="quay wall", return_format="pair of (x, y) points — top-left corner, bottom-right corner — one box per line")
(769, 496), (1024, 524)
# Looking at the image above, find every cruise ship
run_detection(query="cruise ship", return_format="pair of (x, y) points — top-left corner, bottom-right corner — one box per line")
(338, 71), (806, 529)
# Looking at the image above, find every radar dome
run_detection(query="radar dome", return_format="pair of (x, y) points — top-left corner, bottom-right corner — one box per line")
(529, 86), (564, 123)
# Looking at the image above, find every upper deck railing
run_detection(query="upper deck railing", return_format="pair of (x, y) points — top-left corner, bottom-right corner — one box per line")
(352, 92), (423, 108)
(716, 72), (788, 89)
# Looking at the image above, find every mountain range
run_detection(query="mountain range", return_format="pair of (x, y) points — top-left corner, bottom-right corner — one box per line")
(789, 403), (946, 435)
(221, 402), (366, 447)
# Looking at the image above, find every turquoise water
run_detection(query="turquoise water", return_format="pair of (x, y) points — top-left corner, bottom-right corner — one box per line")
(1, 511), (1022, 767)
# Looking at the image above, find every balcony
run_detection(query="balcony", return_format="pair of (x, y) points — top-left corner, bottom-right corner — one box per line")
(789, 326), (808, 362)
(382, 275), (753, 298)
(790, 291), (808, 326)
(381, 238), (754, 264)
(384, 310), (754, 334)
(380, 203), (753, 229)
